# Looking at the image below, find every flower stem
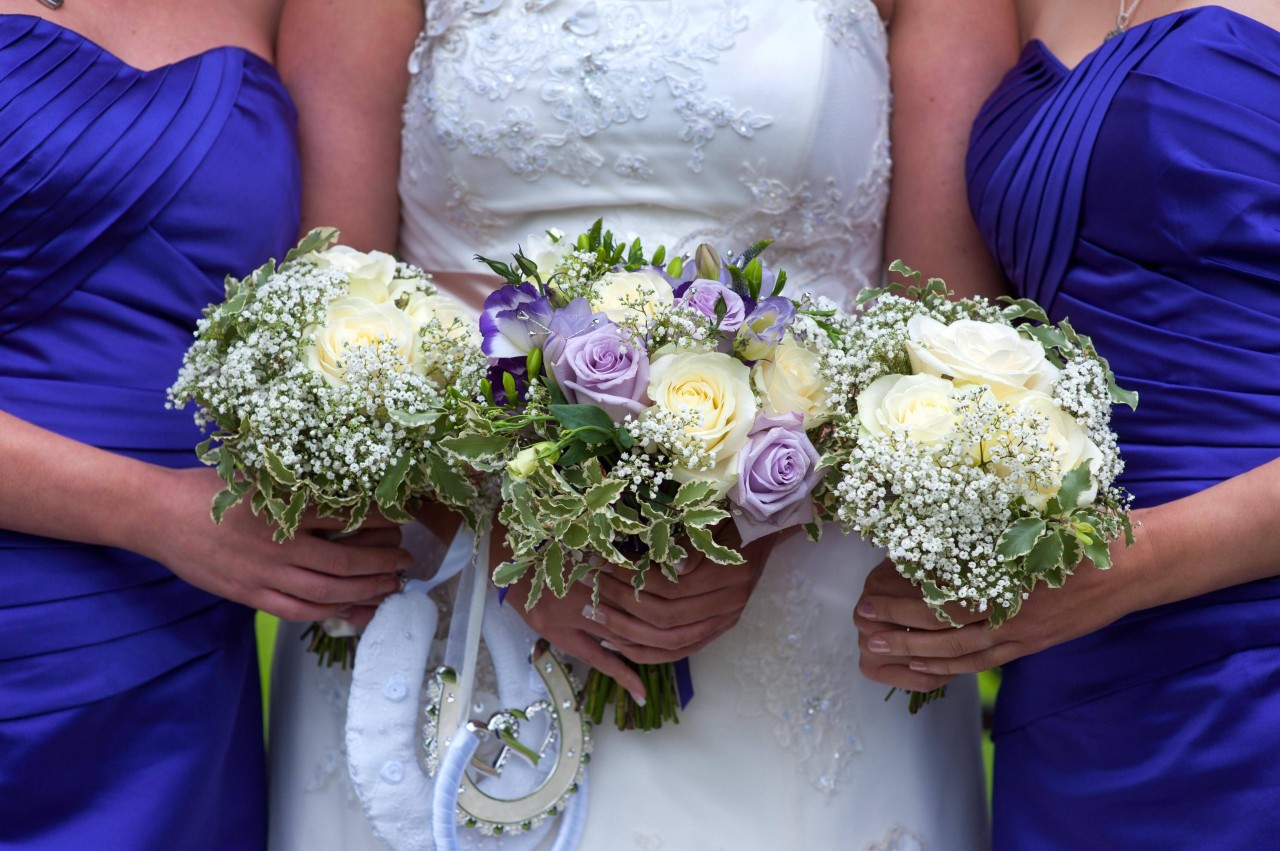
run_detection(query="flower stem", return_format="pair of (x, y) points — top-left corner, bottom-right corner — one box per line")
(583, 661), (680, 731)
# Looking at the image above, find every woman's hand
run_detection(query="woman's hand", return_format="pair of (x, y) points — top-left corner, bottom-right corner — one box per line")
(505, 527), (785, 702)
(853, 513), (1161, 685)
(136, 467), (410, 627)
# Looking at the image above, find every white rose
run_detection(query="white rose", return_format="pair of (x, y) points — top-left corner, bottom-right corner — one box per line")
(752, 337), (832, 429)
(648, 350), (758, 493)
(906, 315), (1059, 399)
(317, 246), (398, 303)
(307, 296), (419, 388)
(857, 373), (958, 446)
(1006, 390), (1102, 510)
(402, 292), (479, 343)
(592, 268), (674, 325)
(400, 292), (480, 380)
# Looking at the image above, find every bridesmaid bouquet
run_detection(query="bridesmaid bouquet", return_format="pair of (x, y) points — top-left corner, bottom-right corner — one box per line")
(168, 229), (487, 665)
(450, 221), (861, 730)
(829, 263), (1137, 710)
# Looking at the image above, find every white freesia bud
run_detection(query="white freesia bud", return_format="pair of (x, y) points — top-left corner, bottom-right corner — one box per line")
(752, 336), (832, 429)
(1006, 390), (1102, 510)
(524, 230), (571, 280)
(857, 373), (958, 445)
(307, 296), (419, 387)
(507, 442), (559, 480)
(906, 315), (1059, 399)
(592, 268), (674, 325)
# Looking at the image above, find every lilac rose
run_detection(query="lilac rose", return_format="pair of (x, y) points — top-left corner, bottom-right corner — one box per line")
(480, 283), (554, 359)
(545, 319), (650, 424)
(674, 278), (749, 333)
(735, 296), (796, 361)
(730, 411), (822, 545)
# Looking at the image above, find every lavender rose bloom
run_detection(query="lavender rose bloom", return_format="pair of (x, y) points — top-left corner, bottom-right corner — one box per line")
(735, 296), (797, 361)
(480, 283), (554, 359)
(546, 297), (600, 340)
(546, 320), (650, 423)
(730, 411), (822, 544)
(674, 278), (749, 333)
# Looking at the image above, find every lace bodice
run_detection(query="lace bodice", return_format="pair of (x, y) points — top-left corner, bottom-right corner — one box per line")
(399, 0), (890, 309)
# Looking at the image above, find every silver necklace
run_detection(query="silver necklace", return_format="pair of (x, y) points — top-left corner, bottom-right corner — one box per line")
(1106, 0), (1146, 39)
(38, 0), (65, 8)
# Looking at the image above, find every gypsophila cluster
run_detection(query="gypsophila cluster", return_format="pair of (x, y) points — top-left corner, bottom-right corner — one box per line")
(168, 229), (488, 543)
(827, 263), (1136, 632)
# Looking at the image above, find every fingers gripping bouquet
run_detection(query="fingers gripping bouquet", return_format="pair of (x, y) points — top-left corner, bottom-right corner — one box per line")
(168, 230), (487, 665)
(454, 221), (855, 730)
(829, 263), (1138, 712)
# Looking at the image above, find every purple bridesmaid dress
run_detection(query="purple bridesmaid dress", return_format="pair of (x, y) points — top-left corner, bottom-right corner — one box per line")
(0, 16), (299, 850)
(968, 7), (1280, 848)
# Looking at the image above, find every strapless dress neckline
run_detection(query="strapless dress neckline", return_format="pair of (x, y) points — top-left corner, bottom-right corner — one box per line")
(0, 12), (281, 80)
(1025, 4), (1280, 75)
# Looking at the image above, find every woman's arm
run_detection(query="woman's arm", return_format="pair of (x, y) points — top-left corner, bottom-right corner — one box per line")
(857, 457), (1280, 684)
(0, 410), (407, 624)
(277, 0), (423, 251)
(880, 0), (1019, 299)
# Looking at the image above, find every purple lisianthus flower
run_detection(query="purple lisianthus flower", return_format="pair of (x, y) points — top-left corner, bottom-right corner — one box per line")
(730, 411), (822, 545)
(545, 319), (650, 424)
(735, 296), (796, 361)
(480, 283), (554, 359)
(674, 278), (749, 333)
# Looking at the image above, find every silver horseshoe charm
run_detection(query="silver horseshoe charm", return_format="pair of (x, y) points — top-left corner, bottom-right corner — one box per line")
(424, 639), (591, 835)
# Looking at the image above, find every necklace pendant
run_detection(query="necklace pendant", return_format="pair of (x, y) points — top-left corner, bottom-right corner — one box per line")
(1104, 25), (1125, 41)
(38, 0), (64, 8)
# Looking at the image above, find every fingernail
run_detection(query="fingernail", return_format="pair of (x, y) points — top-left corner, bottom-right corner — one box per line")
(582, 605), (606, 625)
(909, 660), (931, 672)
(868, 636), (892, 655)
(674, 557), (689, 575)
(397, 551), (413, 571)
(600, 641), (620, 652)
(856, 601), (877, 620)
(587, 554), (606, 570)
(628, 689), (647, 708)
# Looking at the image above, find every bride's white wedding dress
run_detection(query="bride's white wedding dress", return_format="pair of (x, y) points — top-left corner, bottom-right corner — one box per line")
(268, 1), (988, 848)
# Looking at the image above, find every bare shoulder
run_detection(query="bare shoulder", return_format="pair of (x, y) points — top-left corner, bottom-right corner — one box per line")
(0, 0), (283, 68)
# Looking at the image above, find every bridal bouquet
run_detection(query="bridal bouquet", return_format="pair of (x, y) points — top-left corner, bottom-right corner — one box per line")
(828, 263), (1137, 711)
(450, 221), (859, 729)
(168, 229), (487, 665)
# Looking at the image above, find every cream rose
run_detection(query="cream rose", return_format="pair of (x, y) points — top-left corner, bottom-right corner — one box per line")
(906, 315), (1059, 400)
(317, 246), (398, 303)
(1006, 390), (1102, 509)
(857, 373), (959, 446)
(648, 350), (758, 492)
(402, 292), (479, 343)
(592, 268), (674, 325)
(307, 296), (419, 387)
(401, 291), (480, 380)
(752, 337), (832, 429)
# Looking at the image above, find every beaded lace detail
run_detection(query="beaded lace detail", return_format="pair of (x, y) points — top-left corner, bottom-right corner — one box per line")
(867, 827), (928, 851)
(404, 0), (773, 187)
(805, 0), (887, 51)
(730, 568), (865, 797)
(677, 142), (891, 307)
